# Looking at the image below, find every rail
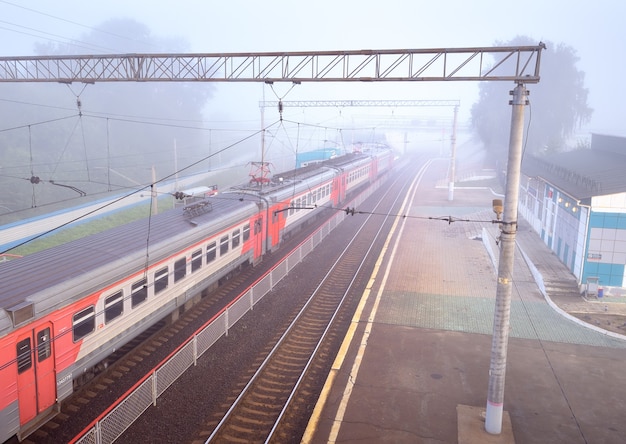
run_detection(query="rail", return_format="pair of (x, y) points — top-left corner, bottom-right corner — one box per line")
(71, 177), (382, 444)
(208, 164), (402, 442)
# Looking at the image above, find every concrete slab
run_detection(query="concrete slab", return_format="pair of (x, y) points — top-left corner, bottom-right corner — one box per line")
(457, 404), (514, 444)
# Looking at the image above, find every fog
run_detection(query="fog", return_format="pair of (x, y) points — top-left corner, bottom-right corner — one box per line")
(0, 0), (623, 218)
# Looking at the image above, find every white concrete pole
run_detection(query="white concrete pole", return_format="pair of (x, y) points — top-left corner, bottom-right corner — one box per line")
(485, 83), (528, 434)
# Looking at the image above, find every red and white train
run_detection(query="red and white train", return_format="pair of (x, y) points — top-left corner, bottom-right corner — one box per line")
(0, 148), (393, 442)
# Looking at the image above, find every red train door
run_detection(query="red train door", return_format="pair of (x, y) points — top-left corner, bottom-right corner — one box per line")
(16, 322), (56, 425)
(332, 176), (345, 205)
(339, 175), (346, 203)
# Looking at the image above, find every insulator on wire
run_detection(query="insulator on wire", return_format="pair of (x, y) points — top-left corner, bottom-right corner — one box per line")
(29, 176), (40, 184)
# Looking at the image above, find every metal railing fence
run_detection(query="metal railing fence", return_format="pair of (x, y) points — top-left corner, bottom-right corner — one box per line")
(73, 179), (379, 444)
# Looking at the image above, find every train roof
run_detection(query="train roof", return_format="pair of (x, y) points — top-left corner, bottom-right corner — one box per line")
(0, 196), (257, 326)
(0, 148), (392, 332)
(1, 151), (374, 312)
(229, 152), (375, 197)
(277, 152), (372, 178)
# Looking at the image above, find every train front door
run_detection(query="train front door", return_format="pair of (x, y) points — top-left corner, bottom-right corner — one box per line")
(16, 322), (56, 425)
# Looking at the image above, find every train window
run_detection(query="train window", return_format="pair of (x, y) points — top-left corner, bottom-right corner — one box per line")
(16, 338), (32, 374)
(243, 223), (251, 241)
(105, 290), (124, 323)
(289, 201), (294, 216)
(73, 306), (95, 342)
(207, 241), (217, 263)
(154, 267), (169, 294)
(37, 328), (51, 362)
(232, 229), (240, 248)
(220, 235), (229, 255)
(132, 279), (148, 307)
(174, 258), (187, 282)
(191, 249), (202, 272)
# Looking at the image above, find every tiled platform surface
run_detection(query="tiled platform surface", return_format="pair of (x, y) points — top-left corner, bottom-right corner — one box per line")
(303, 158), (626, 444)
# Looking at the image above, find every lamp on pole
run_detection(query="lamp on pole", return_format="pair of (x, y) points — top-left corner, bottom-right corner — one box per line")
(485, 83), (528, 434)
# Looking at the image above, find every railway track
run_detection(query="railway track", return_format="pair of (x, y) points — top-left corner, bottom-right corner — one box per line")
(202, 169), (410, 443)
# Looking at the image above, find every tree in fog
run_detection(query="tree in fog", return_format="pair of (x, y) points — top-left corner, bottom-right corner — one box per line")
(0, 19), (214, 216)
(471, 36), (592, 161)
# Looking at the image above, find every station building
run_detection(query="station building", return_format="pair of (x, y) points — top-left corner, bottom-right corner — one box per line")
(519, 133), (626, 295)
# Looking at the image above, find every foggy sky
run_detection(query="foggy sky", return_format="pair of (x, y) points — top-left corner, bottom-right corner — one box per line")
(0, 0), (623, 134)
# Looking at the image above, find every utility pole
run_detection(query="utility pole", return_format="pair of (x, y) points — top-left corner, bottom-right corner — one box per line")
(485, 83), (528, 434)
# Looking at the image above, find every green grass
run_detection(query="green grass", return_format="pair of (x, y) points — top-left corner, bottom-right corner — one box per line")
(9, 198), (174, 257)
(4, 165), (251, 259)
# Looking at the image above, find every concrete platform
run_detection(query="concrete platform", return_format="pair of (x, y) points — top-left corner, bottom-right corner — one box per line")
(302, 157), (626, 444)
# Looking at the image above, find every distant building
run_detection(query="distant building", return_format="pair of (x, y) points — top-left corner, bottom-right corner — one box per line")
(519, 133), (626, 293)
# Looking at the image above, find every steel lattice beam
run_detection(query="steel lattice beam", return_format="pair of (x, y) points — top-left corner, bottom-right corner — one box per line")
(0, 45), (545, 83)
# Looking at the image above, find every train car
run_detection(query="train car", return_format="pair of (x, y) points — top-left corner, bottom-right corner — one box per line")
(0, 147), (392, 442)
(0, 197), (261, 441)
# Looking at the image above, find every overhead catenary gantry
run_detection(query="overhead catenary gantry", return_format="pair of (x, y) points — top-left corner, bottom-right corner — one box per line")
(258, 100), (462, 190)
(0, 45), (544, 83)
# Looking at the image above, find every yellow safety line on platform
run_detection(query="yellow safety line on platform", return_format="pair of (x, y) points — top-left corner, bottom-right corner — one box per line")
(302, 159), (432, 443)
